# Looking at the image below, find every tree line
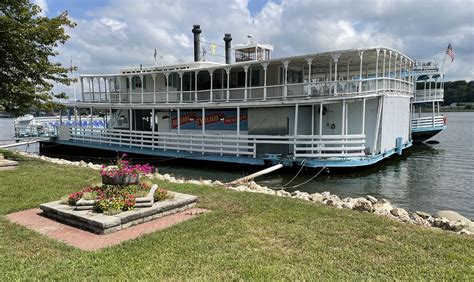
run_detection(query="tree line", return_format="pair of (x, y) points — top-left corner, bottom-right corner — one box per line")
(443, 80), (474, 105)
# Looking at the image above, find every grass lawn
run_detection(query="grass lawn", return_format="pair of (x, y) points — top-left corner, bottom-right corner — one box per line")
(0, 149), (473, 279)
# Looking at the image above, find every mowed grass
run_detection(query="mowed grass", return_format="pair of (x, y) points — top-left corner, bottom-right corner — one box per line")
(0, 149), (473, 280)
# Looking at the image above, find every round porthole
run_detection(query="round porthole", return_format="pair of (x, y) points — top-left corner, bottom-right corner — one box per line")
(330, 124), (336, 129)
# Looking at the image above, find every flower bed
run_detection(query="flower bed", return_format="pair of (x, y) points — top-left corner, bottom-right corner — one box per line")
(62, 155), (172, 215)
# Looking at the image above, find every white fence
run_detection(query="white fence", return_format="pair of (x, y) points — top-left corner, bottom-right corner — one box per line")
(411, 116), (445, 129)
(63, 127), (366, 160)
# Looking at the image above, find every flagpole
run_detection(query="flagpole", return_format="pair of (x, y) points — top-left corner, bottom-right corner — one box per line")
(440, 51), (447, 74)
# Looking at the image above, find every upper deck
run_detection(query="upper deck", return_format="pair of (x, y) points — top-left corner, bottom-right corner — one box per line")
(72, 47), (414, 108)
(412, 59), (444, 103)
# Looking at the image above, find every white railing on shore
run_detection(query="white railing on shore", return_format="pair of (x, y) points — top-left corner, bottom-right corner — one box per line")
(79, 77), (412, 104)
(62, 127), (366, 160)
(414, 89), (444, 102)
(411, 116), (445, 129)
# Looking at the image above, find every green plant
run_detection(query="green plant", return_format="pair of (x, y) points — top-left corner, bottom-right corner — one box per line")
(154, 188), (171, 202)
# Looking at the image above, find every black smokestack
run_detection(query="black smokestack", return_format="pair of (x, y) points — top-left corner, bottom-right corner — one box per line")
(223, 33), (232, 64)
(192, 24), (202, 62)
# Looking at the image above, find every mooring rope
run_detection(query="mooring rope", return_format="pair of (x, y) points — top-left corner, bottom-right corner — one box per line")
(288, 166), (327, 189)
(281, 159), (306, 188)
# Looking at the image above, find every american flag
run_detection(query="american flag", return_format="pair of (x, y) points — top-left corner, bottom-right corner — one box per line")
(446, 43), (455, 62)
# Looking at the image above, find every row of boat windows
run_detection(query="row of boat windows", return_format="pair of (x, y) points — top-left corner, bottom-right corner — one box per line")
(121, 68), (304, 91)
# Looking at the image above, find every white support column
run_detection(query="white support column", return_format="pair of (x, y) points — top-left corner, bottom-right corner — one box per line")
(362, 98), (366, 134)
(262, 63), (268, 100)
(382, 50), (386, 90)
(237, 106), (240, 135)
(118, 76), (123, 103)
(283, 60), (289, 99)
(103, 77), (108, 102)
(151, 73), (157, 103)
(306, 57), (314, 96)
(388, 51), (392, 91)
(311, 104), (315, 135)
(237, 106), (240, 157)
(165, 72), (169, 103)
(128, 76), (133, 103)
(194, 71), (198, 102)
(226, 69), (231, 101)
(80, 77), (84, 101)
(358, 51), (364, 94)
(91, 77), (95, 101)
(394, 54), (398, 90)
(341, 100), (345, 135)
(329, 58), (332, 82)
(151, 108), (155, 149)
(243, 65), (249, 101)
(129, 108), (133, 131)
(202, 107), (205, 135)
(74, 107), (78, 127)
(432, 100), (435, 127)
(98, 77), (102, 102)
(319, 103), (323, 136)
(209, 70), (214, 102)
(331, 53), (341, 95)
(109, 107), (112, 129)
(90, 107), (93, 129)
(178, 72), (183, 103)
(140, 75), (144, 103)
(177, 108), (181, 134)
(294, 104), (299, 158)
(375, 49), (380, 92)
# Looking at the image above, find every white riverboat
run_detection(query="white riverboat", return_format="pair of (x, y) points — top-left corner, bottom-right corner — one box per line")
(50, 25), (416, 168)
(410, 59), (447, 142)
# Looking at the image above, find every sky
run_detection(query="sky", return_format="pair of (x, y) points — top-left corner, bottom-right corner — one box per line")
(32, 0), (474, 96)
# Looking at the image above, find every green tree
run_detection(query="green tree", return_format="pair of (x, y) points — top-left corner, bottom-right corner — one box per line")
(0, 0), (76, 116)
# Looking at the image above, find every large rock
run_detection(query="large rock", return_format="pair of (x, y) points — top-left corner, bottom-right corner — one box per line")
(373, 202), (394, 216)
(366, 195), (378, 204)
(352, 198), (374, 212)
(410, 212), (430, 226)
(309, 193), (324, 203)
(390, 208), (410, 221)
(433, 210), (474, 232)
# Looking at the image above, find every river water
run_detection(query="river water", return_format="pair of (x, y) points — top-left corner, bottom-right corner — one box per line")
(1, 113), (473, 218)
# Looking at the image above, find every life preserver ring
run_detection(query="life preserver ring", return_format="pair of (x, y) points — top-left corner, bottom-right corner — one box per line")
(443, 116), (447, 125)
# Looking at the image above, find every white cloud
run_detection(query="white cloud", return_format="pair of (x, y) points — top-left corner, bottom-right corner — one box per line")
(53, 0), (474, 97)
(33, 0), (48, 16)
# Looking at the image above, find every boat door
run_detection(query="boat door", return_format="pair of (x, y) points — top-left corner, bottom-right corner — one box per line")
(156, 111), (170, 132)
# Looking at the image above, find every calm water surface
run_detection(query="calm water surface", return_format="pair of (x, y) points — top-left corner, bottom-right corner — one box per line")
(1, 112), (473, 217)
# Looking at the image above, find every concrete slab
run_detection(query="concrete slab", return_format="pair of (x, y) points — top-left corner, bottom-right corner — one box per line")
(5, 207), (208, 251)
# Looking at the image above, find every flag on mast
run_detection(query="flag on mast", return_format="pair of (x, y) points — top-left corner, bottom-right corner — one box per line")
(446, 43), (455, 62)
(154, 48), (157, 66)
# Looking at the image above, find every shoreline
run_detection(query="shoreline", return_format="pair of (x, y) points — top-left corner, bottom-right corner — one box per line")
(12, 150), (473, 237)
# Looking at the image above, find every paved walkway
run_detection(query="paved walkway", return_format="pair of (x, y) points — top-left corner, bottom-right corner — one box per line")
(6, 208), (208, 251)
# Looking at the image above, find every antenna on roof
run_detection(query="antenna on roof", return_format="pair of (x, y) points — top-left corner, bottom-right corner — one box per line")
(201, 46), (207, 61)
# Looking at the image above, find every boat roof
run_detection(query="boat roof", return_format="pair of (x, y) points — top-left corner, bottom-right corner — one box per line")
(80, 46), (413, 78)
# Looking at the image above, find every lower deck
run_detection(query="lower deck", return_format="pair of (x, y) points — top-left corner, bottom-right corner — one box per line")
(44, 138), (412, 168)
(56, 95), (412, 168)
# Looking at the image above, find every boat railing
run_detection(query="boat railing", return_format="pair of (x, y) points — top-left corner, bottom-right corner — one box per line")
(411, 116), (445, 129)
(79, 77), (412, 104)
(414, 89), (444, 102)
(60, 126), (366, 160)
